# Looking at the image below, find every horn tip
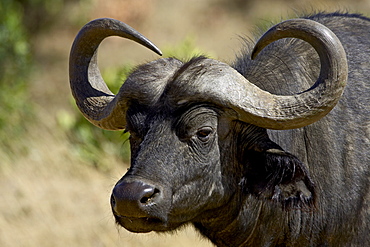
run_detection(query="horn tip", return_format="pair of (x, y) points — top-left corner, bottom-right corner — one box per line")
(156, 49), (163, 56)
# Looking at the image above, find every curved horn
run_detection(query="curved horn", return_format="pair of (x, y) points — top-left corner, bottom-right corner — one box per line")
(248, 18), (348, 129)
(170, 19), (347, 130)
(69, 18), (162, 130)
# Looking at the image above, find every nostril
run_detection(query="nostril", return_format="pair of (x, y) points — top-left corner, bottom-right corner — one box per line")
(111, 181), (161, 217)
(140, 188), (160, 204)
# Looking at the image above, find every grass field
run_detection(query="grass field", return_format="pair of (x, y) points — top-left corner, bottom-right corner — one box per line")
(1, 0), (369, 246)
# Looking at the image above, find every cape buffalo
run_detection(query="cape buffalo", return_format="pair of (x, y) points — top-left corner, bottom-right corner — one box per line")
(69, 12), (369, 246)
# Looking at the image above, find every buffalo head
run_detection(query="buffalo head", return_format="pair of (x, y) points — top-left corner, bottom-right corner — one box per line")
(69, 18), (347, 233)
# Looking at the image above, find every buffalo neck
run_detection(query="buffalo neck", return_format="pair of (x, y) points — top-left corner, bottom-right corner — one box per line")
(193, 190), (276, 246)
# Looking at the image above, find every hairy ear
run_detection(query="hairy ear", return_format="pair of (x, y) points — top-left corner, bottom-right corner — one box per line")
(243, 148), (316, 210)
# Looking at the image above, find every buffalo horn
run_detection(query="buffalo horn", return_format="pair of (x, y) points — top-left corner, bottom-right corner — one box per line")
(172, 19), (348, 130)
(69, 18), (162, 130)
(245, 18), (348, 129)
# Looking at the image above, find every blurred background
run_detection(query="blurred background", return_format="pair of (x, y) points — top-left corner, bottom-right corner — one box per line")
(1, 0), (369, 246)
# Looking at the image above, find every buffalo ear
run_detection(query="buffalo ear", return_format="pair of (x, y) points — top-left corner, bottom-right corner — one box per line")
(244, 148), (316, 210)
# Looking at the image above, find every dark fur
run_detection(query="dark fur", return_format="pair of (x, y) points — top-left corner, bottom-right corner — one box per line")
(112, 13), (370, 246)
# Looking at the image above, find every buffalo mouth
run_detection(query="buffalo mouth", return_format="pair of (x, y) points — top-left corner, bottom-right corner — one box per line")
(114, 214), (182, 233)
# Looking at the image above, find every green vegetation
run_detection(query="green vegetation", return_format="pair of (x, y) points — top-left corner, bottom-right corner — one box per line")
(163, 36), (206, 60)
(0, 0), (33, 157)
(0, 0), (82, 164)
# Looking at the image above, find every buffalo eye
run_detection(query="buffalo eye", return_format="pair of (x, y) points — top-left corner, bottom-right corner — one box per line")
(196, 127), (213, 142)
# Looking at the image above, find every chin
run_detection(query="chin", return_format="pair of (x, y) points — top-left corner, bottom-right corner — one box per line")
(114, 215), (183, 233)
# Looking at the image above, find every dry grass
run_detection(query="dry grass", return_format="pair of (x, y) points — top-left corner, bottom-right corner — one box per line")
(1, 0), (370, 246)
(0, 127), (211, 247)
